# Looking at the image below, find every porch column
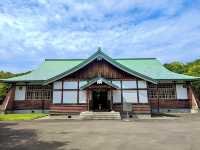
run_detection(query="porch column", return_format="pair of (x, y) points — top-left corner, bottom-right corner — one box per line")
(187, 83), (199, 113)
(110, 90), (113, 111)
(1, 85), (16, 111)
(87, 90), (90, 111)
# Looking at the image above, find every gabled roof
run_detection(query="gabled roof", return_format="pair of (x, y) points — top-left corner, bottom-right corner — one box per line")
(1, 49), (199, 84)
(43, 50), (157, 84)
(80, 76), (119, 90)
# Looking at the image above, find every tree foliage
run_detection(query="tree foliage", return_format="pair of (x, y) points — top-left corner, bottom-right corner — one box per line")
(164, 59), (200, 99)
(0, 71), (31, 99)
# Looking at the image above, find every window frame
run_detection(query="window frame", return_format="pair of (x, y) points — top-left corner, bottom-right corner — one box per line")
(148, 83), (177, 100)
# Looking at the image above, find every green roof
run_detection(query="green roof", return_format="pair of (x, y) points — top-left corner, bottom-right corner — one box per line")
(1, 50), (199, 84)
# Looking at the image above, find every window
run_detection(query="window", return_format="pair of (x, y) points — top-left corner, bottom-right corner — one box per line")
(19, 86), (23, 90)
(123, 90), (137, 103)
(52, 80), (89, 104)
(26, 85), (52, 100)
(122, 81), (136, 89)
(176, 84), (188, 99)
(63, 91), (77, 103)
(15, 86), (26, 100)
(113, 90), (121, 103)
(148, 84), (176, 100)
(64, 81), (78, 89)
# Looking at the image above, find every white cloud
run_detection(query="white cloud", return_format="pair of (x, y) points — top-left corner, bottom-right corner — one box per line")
(0, 0), (199, 72)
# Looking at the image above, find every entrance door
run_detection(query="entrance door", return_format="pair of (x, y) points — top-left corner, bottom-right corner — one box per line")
(92, 91), (109, 111)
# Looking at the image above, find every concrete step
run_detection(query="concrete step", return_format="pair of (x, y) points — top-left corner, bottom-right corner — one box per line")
(80, 111), (121, 120)
(49, 111), (79, 116)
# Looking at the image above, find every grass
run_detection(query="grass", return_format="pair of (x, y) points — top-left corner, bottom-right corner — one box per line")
(0, 113), (48, 121)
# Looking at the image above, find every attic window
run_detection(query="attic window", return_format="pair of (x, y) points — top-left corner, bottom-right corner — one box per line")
(19, 86), (23, 90)
(97, 56), (102, 61)
(183, 85), (187, 88)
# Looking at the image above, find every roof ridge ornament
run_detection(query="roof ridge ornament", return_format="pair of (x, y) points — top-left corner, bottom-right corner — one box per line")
(96, 47), (103, 61)
(97, 47), (102, 52)
(97, 78), (103, 84)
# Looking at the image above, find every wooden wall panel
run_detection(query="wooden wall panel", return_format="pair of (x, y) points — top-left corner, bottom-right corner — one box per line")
(64, 59), (135, 80)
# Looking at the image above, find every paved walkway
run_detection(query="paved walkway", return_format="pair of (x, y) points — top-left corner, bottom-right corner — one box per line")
(1, 113), (200, 150)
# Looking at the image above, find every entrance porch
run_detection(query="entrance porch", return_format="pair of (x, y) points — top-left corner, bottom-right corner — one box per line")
(80, 76), (119, 112)
(92, 90), (109, 111)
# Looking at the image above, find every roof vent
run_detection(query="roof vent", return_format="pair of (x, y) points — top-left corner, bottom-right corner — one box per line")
(97, 56), (102, 61)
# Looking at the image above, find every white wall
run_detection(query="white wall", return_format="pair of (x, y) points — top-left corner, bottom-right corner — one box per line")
(15, 86), (26, 100)
(113, 90), (121, 103)
(123, 90), (138, 103)
(112, 81), (121, 88)
(79, 90), (87, 103)
(176, 84), (188, 99)
(122, 81), (137, 89)
(64, 81), (77, 89)
(79, 81), (88, 88)
(138, 81), (147, 88)
(63, 91), (77, 103)
(53, 81), (62, 89)
(139, 90), (148, 103)
(53, 91), (62, 103)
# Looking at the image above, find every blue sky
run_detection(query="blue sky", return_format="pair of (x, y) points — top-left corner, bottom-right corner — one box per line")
(0, 0), (200, 73)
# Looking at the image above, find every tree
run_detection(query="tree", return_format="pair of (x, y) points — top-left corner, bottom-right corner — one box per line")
(164, 62), (186, 74)
(164, 59), (200, 100)
(0, 71), (31, 100)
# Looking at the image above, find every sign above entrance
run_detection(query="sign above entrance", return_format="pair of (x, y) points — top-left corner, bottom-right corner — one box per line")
(97, 79), (103, 84)
(80, 77), (119, 90)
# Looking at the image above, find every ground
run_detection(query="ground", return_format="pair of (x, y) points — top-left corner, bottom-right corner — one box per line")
(1, 114), (200, 150)
(0, 114), (47, 121)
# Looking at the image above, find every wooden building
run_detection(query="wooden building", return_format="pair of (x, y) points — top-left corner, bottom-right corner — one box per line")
(0, 50), (199, 115)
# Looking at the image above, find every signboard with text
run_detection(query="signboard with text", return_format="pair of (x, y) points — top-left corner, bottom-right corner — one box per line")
(123, 102), (132, 112)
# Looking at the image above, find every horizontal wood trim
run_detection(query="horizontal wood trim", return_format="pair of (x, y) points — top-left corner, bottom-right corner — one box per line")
(149, 98), (189, 101)
(53, 89), (78, 91)
(52, 103), (87, 105)
(50, 104), (87, 112)
(149, 99), (190, 108)
(14, 100), (50, 109)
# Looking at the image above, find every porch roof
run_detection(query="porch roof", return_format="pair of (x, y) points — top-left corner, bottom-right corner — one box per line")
(80, 77), (119, 90)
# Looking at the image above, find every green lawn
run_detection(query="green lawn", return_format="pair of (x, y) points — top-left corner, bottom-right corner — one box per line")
(0, 113), (48, 121)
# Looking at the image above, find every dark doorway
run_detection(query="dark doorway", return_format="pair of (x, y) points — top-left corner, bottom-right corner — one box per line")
(92, 91), (109, 111)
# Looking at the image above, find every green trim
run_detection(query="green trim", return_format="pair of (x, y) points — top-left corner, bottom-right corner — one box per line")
(0, 80), (44, 84)
(45, 58), (157, 61)
(114, 58), (157, 60)
(80, 76), (119, 90)
(44, 50), (157, 84)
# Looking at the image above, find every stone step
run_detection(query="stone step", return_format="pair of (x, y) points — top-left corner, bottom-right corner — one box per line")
(49, 111), (79, 116)
(80, 111), (121, 120)
(81, 113), (120, 116)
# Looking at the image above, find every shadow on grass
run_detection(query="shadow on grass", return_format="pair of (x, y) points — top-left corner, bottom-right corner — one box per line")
(0, 122), (71, 150)
(151, 113), (181, 118)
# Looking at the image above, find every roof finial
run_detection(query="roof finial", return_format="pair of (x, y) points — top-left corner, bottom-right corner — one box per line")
(97, 47), (102, 52)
